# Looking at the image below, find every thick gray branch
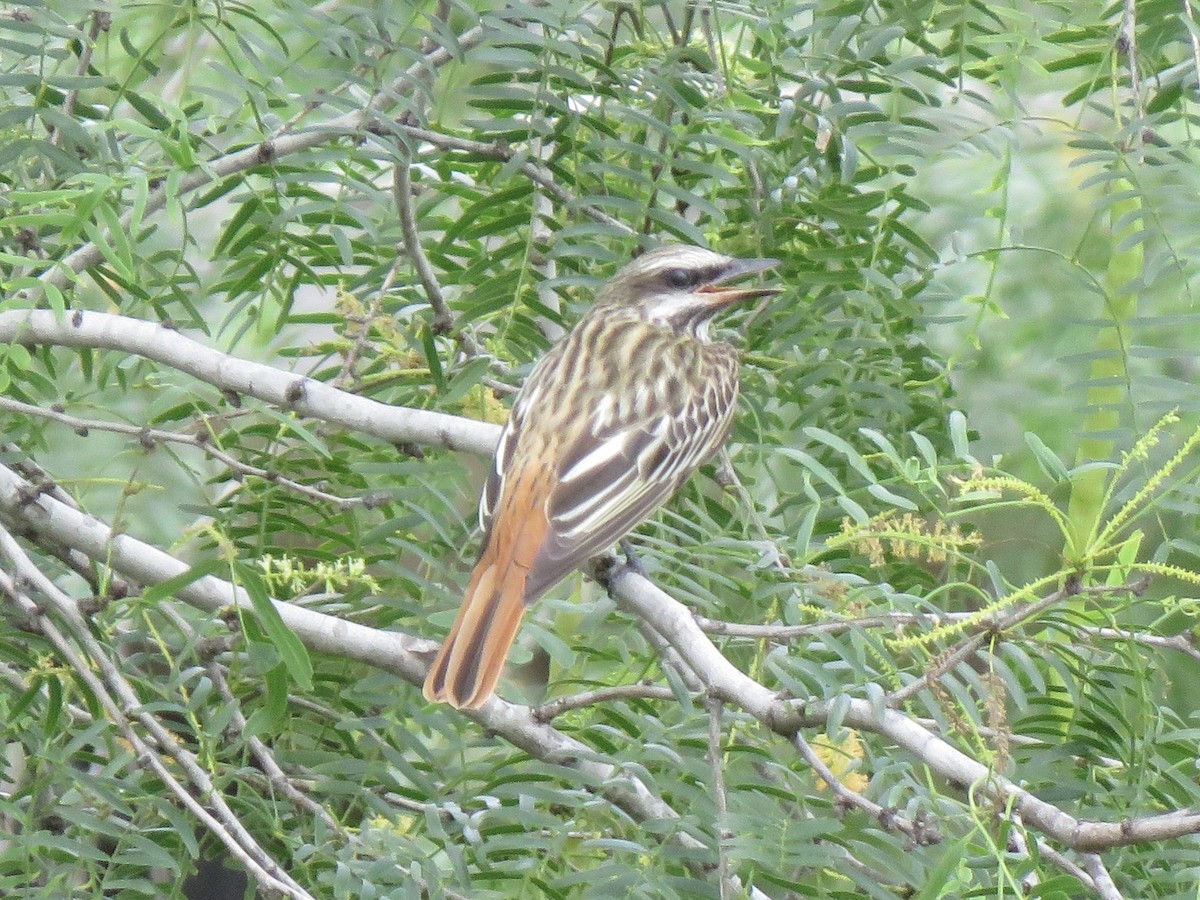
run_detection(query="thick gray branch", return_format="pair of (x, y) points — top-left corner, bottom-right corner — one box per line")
(601, 564), (1200, 853)
(0, 309), (499, 457)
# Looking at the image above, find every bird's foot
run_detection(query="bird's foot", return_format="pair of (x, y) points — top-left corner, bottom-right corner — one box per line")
(618, 538), (649, 579)
(594, 540), (649, 596)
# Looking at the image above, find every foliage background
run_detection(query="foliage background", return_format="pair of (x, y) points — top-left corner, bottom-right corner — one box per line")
(2, 0), (1200, 897)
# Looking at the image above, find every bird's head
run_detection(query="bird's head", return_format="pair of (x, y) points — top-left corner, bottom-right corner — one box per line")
(594, 245), (781, 338)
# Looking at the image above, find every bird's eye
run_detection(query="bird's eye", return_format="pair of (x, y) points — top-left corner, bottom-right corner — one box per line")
(664, 268), (693, 289)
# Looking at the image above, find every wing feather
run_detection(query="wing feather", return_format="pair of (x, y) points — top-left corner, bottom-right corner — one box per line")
(472, 323), (739, 607)
(525, 381), (735, 600)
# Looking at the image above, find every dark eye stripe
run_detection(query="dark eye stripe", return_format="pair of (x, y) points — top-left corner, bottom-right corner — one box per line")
(664, 268), (692, 289)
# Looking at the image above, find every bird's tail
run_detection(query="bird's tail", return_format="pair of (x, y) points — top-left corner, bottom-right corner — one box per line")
(422, 552), (530, 709)
(425, 461), (553, 708)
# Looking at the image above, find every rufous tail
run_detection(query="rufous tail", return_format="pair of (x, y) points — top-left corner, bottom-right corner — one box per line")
(423, 555), (529, 709)
(425, 464), (552, 708)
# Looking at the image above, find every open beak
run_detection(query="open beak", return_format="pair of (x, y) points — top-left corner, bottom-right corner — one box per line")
(696, 257), (782, 306)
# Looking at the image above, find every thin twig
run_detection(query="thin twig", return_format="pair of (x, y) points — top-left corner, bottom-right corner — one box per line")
(52, 12), (110, 146)
(1083, 625), (1200, 663)
(661, 3), (680, 45)
(0, 395), (363, 508)
(885, 584), (1120, 707)
(1005, 816), (1040, 894)
(791, 731), (938, 845)
(393, 162), (457, 336)
(715, 447), (790, 572)
(0, 443), (109, 592)
(533, 683), (675, 721)
(528, 131), (564, 342)
(596, 552), (704, 691)
(886, 629), (993, 707)
(699, 8), (726, 96)
(1082, 852), (1126, 900)
(1035, 840), (1095, 890)
(207, 663), (346, 836)
(334, 254), (399, 389)
(1, 441), (83, 510)
(1121, 0), (1144, 162)
(419, 1), (452, 54)
(706, 693), (734, 900)
(696, 610), (977, 639)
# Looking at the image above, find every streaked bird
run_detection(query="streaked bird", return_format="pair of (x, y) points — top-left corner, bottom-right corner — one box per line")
(424, 245), (781, 708)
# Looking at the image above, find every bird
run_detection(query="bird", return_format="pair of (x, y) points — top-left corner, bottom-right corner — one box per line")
(423, 245), (781, 708)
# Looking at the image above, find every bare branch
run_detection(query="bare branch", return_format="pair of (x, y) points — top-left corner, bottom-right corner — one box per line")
(1083, 624), (1200, 663)
(0, 309), (500, 458)
(393, 161), (456, 336)
(886, 629), (992, 707)
(706, 694), (733, 900)
(699, 8), (726, 97)
(51, 12), (110, 145)
(1120, 0), (1143, 129)
(533, 682), (675, 721)
(334, 253), (401, 390)
(696, 610), (977, 639)
(1082, 853), (1125, 900)
(1035, 840), (1096, 891)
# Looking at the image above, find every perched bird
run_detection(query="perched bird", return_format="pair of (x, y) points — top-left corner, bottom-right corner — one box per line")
(424, 245), (780, 708)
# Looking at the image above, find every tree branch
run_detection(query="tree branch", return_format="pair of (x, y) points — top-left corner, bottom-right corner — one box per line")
(598, 560), (1200, 853)
(0, 308), (500, 457)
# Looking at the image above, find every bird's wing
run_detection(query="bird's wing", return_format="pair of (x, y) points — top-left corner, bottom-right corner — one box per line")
(522, 380), (736, 601)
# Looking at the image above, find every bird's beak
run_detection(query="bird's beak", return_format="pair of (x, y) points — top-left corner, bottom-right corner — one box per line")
(696, 257), (782, 305)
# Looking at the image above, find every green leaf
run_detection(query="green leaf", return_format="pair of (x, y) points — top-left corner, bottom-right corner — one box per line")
(244, 662), (290, 736)
(235, 563), (313, 691)
(804, 426), (877, 482)
(948, 410), (972, 461)
(775, 447), (846, 495)
(866, 482), (918, 510)
(1025, 431), (1070, 483)
(139, 559), (226, 605)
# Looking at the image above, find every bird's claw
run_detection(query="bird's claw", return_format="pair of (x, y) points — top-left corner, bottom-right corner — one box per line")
(618, 538), (649, 579)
